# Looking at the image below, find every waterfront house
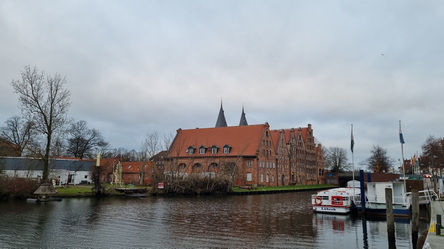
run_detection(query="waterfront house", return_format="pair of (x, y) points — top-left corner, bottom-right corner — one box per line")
(0, 157), (94, 185)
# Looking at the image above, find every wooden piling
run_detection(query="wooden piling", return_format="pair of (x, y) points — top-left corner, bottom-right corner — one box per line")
(411, 189), (419, 248)
(386, 188), (396, 248)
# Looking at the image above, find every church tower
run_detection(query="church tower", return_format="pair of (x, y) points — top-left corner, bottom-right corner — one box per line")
(215, 102), (228, 127)
(239, 106), (248, 126)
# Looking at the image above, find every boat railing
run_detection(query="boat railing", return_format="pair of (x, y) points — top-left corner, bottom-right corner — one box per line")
(366, 194), (407, 205)
(405, 189), (438, 205)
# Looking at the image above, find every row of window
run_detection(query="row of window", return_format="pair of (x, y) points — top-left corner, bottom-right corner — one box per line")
(187, 145), (232, 155)
(178, 162), (220, 168)
(259, 161), (276, 168)
(246, 172), (275, 183)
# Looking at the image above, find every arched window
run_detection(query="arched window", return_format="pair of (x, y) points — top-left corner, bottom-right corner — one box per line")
(210, 163), (218, 168)
(179, 163), (187, 169)
(193, 163), (202, 168)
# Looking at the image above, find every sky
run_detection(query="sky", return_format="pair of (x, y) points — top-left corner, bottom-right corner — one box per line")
(1, 0), (443, 169)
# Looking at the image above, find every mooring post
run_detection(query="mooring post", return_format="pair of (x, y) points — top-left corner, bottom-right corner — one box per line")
(437, 214), (442, 236)
(386, 188), (396, 248)
(411, 189), (419, 247)
(360, 170), (366, 214)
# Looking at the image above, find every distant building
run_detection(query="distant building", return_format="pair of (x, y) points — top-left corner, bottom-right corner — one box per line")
(96, 157), (154, 186)
(165, 104), (326, 186)
(0, 157), (94, 185)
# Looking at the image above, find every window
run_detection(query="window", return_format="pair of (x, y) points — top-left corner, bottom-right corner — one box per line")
(246, 172), (252, 181)
(211, 145), (219, 154)
(199, 146), (207, 154)
(187, 146), (195, 155)
(266, 174), (269, 183)
(260, 174), (264, 183)
(210, 163), (218, 168)
(223, 145), (231, 154)
(193, 163), (202, 168)
(247, 160), (252, 168)
(179, 163), (186, 169)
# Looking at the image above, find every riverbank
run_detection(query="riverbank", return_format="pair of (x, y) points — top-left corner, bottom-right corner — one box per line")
(51, 184), (336, 198)
(230, 184), (335, 195)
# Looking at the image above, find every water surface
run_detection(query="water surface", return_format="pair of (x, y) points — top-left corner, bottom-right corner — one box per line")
(0, 191), (425, 248)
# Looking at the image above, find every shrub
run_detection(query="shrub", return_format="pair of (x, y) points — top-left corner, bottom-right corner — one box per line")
(0, 176), (40, 199)
(160, 176), (231, 195)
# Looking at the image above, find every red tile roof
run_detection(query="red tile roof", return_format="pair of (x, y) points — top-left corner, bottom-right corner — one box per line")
(169, 124), (269, 157)
(120, 161), (147, 173)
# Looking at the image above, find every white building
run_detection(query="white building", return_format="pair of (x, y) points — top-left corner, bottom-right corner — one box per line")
(0, 157), (95, 185)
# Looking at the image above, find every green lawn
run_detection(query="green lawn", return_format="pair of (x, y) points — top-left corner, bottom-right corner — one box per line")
(54, 184), (126, 197)
(53, 184), (335, 197)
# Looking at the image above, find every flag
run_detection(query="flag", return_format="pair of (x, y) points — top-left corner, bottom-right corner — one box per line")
(399, 121), (405, 144)
(350, 124), (354, 153)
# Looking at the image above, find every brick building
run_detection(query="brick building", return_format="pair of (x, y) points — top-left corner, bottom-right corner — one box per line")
(165, 105), (325, 186)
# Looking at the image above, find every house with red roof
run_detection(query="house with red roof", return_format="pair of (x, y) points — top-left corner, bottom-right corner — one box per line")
(97, 157), (154, 186)
(166, 104), (326, 186)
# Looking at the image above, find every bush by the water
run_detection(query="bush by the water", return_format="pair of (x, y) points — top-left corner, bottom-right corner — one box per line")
(0, 176), (40, 199)
(158, 176), (231, 195)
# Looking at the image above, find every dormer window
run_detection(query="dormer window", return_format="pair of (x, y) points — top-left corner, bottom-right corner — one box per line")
(211, 145), (219, 154)
(199, 145), (207, 154)
(187, 146), (196, 155)
(223, 144), (231, 154)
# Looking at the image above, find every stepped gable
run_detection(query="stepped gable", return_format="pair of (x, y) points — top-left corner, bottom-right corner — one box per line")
(270, 129), (284, 152)
(271, 126), (310, 144)
(169, 124), (268, 157)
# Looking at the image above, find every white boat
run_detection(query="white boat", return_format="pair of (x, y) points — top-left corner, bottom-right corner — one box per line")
(311, 181), (360, 214)
(363, 181), (411, 217)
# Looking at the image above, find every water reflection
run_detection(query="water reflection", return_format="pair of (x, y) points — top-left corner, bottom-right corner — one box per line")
(0, 191), (423, 248)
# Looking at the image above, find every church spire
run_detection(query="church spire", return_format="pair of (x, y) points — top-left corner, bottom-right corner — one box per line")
(239, 106), (248, 126)
(215, 101), (228, 127)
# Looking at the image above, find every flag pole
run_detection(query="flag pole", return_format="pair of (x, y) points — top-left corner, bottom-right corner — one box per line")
(399, 120), (406, 190)
(351, 124), (355, 184)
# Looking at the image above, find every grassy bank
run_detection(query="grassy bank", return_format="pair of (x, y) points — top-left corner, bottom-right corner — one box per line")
(54, 184), (127, 197)
(52, 184), (335, 197)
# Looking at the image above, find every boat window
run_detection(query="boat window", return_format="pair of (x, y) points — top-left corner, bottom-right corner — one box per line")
(322, 196), (329, 200)
(343, 197), (349, 201)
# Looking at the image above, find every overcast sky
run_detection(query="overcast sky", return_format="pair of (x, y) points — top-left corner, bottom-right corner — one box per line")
(1, 1), (443, 169)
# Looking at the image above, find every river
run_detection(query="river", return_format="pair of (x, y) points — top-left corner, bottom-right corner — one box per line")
(0, 191), (427, 248)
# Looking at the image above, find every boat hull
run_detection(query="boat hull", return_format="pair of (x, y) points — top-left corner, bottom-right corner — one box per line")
(312, 205), (353, 214)
(358, 203), (411, 217)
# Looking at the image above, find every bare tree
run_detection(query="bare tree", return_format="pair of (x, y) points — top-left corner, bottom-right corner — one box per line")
(66, 120), (108, 159)
(141, 132), (161, 161)
(11, 66), (71, 181)
(1, 115), (36, 156)
(420, 135), (444, 173)
(162, 132), (174, 151)
(365, 145), (393, 173)
(325, 147), (349, 173)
